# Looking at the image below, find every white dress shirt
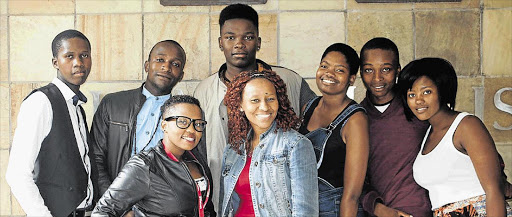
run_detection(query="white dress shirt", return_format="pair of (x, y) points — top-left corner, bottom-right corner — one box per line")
(5, 78), (93, 216)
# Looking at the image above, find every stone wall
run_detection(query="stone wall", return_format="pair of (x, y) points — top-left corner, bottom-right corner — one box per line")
(0, 0), (510, 214)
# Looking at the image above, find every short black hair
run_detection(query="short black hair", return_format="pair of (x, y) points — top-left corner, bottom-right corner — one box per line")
(360, 37), (400, 68)
(51, 29), (91, 57)
(321, 43), (360, 75)
(147, 40), (186, 63)
(219, 4), (259, 32)
(160, 95), (202, 117)
(398, 57), (458, 121)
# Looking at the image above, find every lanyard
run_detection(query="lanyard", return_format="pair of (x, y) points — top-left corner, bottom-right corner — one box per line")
(196, 176), (210, 217)
(188, 151), (210, 217)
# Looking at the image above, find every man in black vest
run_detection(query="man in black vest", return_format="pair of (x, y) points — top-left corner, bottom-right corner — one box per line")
(6, 29), (98, 217)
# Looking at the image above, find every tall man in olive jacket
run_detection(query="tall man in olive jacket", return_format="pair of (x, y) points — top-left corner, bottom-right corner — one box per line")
(193, 4), (316, 209)
(90, 40), (186, 197)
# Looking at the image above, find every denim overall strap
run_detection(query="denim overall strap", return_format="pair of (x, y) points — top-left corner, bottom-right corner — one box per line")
(304, 101), (365, 170)
(308, 103), (365, 217)
(327, 103), (365, 131)
(317, 103), (364, 168)
(301, 96), (321, 118)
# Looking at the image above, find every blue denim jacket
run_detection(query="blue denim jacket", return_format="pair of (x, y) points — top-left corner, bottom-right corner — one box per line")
(219, 122), (319, 217)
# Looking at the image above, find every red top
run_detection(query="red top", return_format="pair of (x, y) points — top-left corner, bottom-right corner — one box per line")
(162, 141), (209, 217)
(234, 156), (255, 217)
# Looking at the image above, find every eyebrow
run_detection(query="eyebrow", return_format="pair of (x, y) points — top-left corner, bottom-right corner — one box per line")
(362, 62), (393, 66)
(223, 31), (255, 35)
(248, 92), (276, 97)
(328, 61), (348, 69)
(155, 54), (183, 60)
(410, 85), (432, 91)
(323, 60), (348, 69)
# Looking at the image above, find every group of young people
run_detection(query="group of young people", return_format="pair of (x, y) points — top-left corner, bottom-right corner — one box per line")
(5, 3), (512, 217)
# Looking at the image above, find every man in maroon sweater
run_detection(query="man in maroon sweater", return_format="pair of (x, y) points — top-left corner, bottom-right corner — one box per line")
(359, 37), (432, 217)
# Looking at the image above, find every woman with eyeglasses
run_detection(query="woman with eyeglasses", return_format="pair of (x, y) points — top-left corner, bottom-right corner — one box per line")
(219, 70), (318, 217)
(92, 95), (216, 217)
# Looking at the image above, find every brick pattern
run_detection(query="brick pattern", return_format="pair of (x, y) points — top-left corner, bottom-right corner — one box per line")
(483, 9), (512, 76)
(9, 16), (74, 82)
(279, 12), (345, 78)
(0, 16), (7, 81)
(8, 0), (74, 15)
(77, 14), (143, 81)
(415, 10), (481, 76)
(1, 0), (511, 214)
(279, 0), (344, 10)
(76, 0), (141, 14)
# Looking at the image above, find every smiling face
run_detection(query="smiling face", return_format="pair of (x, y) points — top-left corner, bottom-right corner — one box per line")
(219, 18), (261, 71)
(361, 49), (400, 105)
(316, 51), (355, 96)
(52, 37), (91, 89)
(406, 76), (441, 121)
(241, 78), (279, 136)
(144, 42), (185, 96)
(161, 103), (203, 157)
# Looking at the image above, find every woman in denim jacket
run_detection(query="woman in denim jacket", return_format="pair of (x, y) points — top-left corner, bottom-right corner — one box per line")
(219, 70), (319, 217)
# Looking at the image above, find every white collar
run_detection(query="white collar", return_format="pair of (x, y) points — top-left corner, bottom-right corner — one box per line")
(51, 78), (85, 105)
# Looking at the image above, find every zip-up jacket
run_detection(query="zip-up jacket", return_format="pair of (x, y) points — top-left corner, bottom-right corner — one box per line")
(92, 141), (216, 216)
(90, 85), (146, 196)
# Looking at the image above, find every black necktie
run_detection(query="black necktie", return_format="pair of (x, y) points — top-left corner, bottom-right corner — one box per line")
(72, 95), (80, 106)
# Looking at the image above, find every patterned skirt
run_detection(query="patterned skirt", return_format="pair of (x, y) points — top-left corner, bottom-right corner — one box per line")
(434, 195), (512, 217)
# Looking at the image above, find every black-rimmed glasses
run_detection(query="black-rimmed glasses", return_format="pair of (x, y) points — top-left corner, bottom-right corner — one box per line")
(164, 116), (207, 132)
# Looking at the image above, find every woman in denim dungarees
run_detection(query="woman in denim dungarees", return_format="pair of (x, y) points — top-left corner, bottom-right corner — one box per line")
(298, 43), (369, 217)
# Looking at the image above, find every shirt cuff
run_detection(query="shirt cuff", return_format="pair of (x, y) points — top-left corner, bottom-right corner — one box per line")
(361, 191), (383, 216)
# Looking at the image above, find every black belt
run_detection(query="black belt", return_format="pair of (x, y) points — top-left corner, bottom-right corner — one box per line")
(68, 208), (92, 217)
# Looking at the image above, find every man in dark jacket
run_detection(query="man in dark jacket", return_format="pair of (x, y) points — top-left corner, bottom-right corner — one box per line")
(90, 40), (186, 198)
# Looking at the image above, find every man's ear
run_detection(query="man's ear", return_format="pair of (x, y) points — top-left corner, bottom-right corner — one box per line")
(52, 57), (58, 70)
(396, 66), (401, 84)
(218, 37), (223, 51)
(257, 37), (262, 51)
(349, 74), (356, 86)
(178, 71), (184, 82)
(144, 60), (149, 73)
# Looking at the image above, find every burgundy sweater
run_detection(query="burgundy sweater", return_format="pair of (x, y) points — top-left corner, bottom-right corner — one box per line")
(360, 96), (432, 217)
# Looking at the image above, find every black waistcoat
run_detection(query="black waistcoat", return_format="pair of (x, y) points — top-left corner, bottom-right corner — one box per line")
(28, 83), (89, 217)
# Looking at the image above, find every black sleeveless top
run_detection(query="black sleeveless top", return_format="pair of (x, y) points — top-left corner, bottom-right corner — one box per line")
(298, 97), (359, 188)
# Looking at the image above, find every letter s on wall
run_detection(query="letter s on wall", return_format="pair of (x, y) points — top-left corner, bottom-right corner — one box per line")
(494, 87), (512, 131)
